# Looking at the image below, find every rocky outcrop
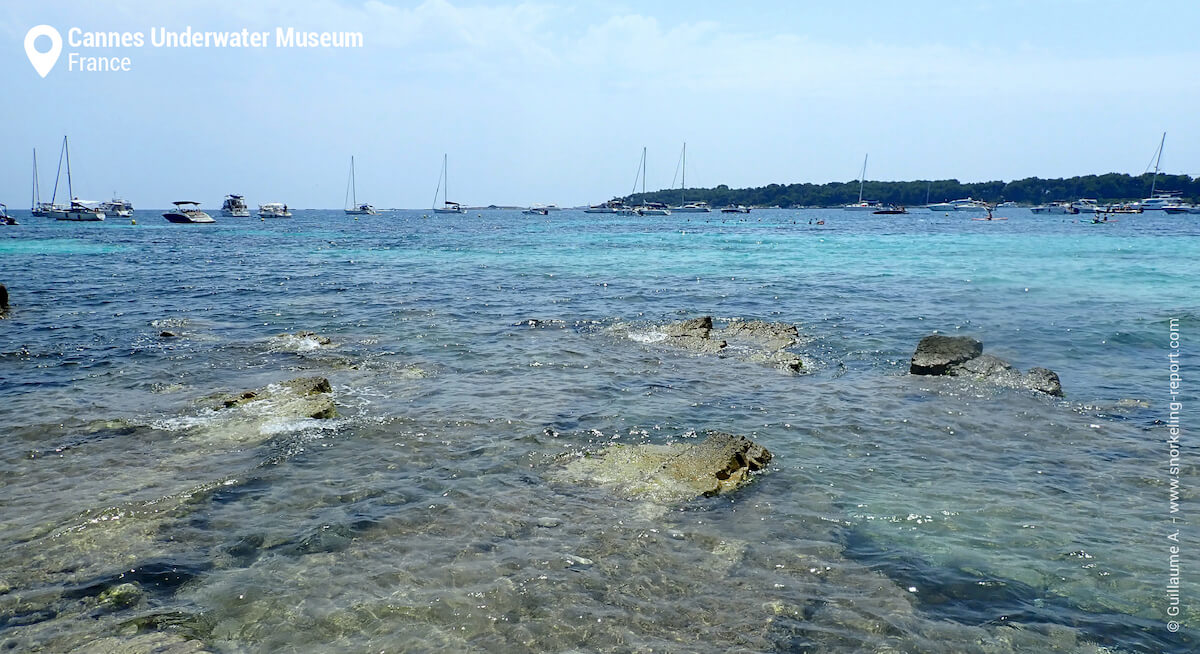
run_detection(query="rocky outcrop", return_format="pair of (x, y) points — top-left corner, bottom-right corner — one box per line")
(644, 316), (805, 372)
(909, 335), (983, 375)
(210, 376), (336, 419)
(910, 334), (1064, 396)
(558, 431), (772, 503)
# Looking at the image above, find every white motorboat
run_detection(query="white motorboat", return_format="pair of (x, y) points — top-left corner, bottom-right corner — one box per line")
(344, 156), (378, 215)
(163, 201), (215, 223)
(522, 205), (549, 215)
(674, 202), (711, 213)
(636, 202), (671, 216)
(432, 154), (467, 214)
(584, 201), (623, 213)
(928, 197), (988, 212)
(1162, 202), (1196, 215)
(258, 202), (292, 218)
(1030, 202), (1077, 214)
(46, 136), (105, 221)
(0, 203), (17, 225)
(1070, 199), (1099, 213)
(720, 205), (751, 214)
(100, 196), (134, 218)
(220, 194), (251, 217)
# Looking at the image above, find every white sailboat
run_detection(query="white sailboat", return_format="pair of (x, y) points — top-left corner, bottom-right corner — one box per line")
(626, 147), (669, 216)
(672, 142), (710, 213)
(344, 156), (377, 215)
(30, 149), (60, 217)
(432, 154), (466, 214)
(843, 153), (881, 211)
(47, 136), (106, 222)
(1137, 132), (1177, 211)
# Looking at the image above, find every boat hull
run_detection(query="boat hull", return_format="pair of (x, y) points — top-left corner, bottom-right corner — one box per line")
(163, 212), (215, 224)
(221, 210), (251, 218)
(51, 210), (105, 221)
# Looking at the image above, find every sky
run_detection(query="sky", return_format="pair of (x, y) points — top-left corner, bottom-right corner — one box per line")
(2, 0), (1198, 209)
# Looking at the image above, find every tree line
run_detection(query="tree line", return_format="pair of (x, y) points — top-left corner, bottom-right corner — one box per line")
(621, 172), (1198, 208)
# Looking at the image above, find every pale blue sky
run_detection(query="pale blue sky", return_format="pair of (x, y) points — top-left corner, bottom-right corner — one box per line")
(3, 0), (1198, 208)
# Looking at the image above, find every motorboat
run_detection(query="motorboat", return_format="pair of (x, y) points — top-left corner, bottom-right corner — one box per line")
(163, 201), (215, 223)
(1099, 203), (1142, 214)
(522, 205), (549, 215)
(636, 202), (671, 216)
(220, 194), (251, 217)
(1030, 202), (1078, 214)
(673, 201), (712, 213)
(1137, 192), (1182, 211)
(1070, 198), (1099, 213)
(0, 203), (16, 225)
(584, 201), (623, 213)
(928, 197), (988, 212)
(873, 205), (908, 214)
(1162, 203), (1196, 215)
(720, 205), (751, 213)
(258, 202), (292, 218)
(100, 197), (134, 218)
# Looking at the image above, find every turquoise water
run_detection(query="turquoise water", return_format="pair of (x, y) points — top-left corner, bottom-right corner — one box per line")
(0, 208), (1195, 652)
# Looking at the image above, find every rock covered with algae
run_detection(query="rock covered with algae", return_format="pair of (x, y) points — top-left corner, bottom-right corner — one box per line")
(559, 431), (772, 503)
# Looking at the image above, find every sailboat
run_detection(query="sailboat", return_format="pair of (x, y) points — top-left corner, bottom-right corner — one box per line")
(624, 147), (669, 216)
(843, 153), (881, 211)
(1137, 132), (1179, 211)
(343, 156), (377, 215)
(432, 154), (466, 214)
(30, 149), (60, 217)
(48, 136), (106, 221)
(672, 143), (710, 213)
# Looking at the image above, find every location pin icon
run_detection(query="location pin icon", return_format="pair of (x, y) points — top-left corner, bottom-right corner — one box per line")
(25, 25), (62, 78)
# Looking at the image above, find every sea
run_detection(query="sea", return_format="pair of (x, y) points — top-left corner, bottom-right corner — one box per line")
(0, 207), (1195, 653)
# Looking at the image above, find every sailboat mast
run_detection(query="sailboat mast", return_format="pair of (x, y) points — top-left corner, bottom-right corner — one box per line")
(51, 136), (66, 205)
(681, 143), (686, 206)
(444, 155), (449, 206)
(65, 137), (73, 202)
(858, 153), (868, 203)
(32, 149), (39, 209)
(642, 147), (647, 196)
(1150, 131), (1166, 196)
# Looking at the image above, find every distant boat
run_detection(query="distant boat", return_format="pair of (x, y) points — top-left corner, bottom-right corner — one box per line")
(258, 202), (292, 218)
(721, 205), (751, 214)
(844, 154), (882, 211)
(220, 194), (251, 217)
(163, 201), (215, 223)
(344, 156), (377, 215)
(584, 201), (623, 214)
(1161, 203), (1195, 215)
(432, 154), (466, 214)
(672, 143), (710, 213)
(873, 206), (908, 215)
(1137, 132), (1175, 211)
(1031, 202), (1077, 215)
(627, 147), (670, 215)
(30, 149), (60, 217)
(1070, 198), (1099, 213)
(0, 203), (17, 225)
(928, 197), (988, 212)
(100, 196), (134, 218)
(47, 137), (106, 221)
(522, 205), (549, 216)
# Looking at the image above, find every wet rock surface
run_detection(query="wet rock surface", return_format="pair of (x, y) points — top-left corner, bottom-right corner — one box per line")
(558, 431), (772, 503)
(641, 316), (806, 372)
(210, 377), (336, 419)
(910, 333), (1064, 396)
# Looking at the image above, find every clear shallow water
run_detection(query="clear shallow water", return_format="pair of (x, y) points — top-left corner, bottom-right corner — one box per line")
(0, 208), (1195, 652)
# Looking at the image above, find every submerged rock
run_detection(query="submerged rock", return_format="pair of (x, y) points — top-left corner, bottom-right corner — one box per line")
(643, 316), (806, 372)
(271, 331), (333, 351)
(97, 582), (143, 609)
(909, 335), (983, 375)
(211, 376), (336, 419)
(559, 431), (772, 503)
(910, 333), (1064, 396)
